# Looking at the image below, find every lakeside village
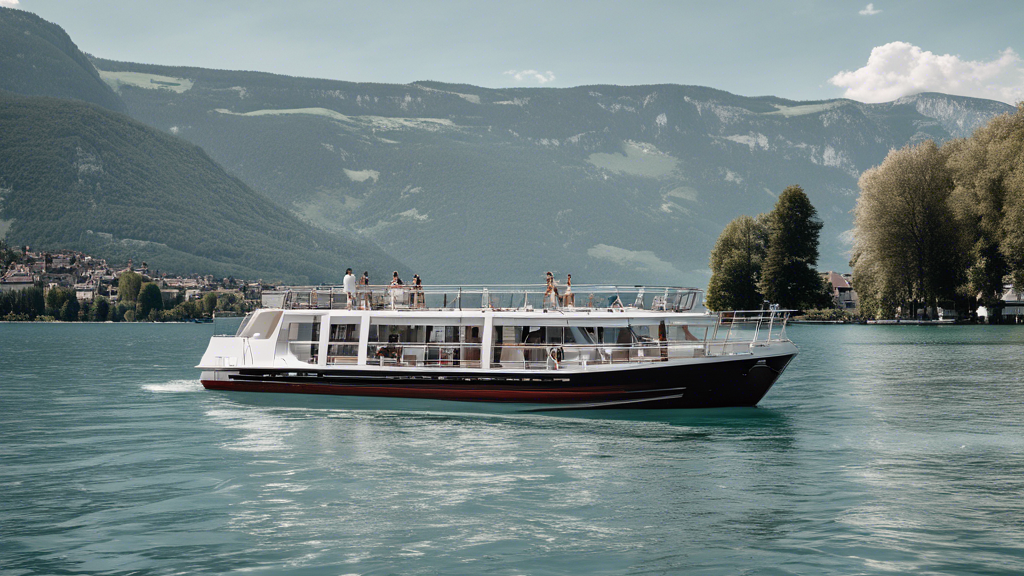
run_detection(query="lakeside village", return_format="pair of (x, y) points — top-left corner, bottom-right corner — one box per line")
(0, 246), (261, 322)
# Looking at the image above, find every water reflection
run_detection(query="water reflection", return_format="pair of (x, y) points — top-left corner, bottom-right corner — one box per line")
(199, 389), (803, 573)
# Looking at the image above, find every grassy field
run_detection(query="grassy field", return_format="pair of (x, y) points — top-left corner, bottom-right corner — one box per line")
(586, 141), (679, 178)
(98, 70), (194, 93)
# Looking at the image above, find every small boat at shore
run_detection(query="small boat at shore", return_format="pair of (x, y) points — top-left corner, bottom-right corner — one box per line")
(197, 283), (798, 410)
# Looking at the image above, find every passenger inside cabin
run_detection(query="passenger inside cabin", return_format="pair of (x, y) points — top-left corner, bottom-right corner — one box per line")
(375, 333), (401, 361)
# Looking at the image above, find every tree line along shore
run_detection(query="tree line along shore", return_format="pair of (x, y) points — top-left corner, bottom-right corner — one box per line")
(707, 103), (1024, 323)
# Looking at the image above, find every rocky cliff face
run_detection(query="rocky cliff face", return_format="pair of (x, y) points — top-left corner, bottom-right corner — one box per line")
(91, 58), (1014, 286)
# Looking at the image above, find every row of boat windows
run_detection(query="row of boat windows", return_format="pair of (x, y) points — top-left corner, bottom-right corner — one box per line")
(240, 311), (712, 345)
(280, 321), (708, 347)
(274, 319), (715, 368)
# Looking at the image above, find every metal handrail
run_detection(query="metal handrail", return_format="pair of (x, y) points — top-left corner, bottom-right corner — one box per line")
(272, 283), (704, 313)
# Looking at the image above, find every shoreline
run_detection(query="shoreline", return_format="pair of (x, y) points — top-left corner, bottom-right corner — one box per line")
(0, 320), (219, 324)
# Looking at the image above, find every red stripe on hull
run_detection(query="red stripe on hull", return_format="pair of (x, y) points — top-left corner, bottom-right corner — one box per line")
(201, 379), (643, 404)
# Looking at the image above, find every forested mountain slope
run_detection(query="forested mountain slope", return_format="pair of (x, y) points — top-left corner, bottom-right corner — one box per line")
(92, 56), (1013, 286)
(0, 92), (406, 283)
(0, 8), (125, 112)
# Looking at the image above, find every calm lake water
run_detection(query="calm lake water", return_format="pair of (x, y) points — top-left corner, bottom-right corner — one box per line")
(2, 322), (1023, 575)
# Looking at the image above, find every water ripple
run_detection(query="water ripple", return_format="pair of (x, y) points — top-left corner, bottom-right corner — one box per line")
(2, 323), (1024, 574)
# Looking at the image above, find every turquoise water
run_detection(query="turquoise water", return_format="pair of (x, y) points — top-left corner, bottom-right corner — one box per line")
(2, 323), (1023, 575)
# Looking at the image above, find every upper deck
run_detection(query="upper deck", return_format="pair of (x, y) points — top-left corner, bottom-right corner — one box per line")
(262, 283), (704, 315)
(200, 283), (793, 373)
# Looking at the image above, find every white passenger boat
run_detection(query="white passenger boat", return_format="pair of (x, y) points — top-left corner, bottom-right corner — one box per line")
(197, 283), (798, 410)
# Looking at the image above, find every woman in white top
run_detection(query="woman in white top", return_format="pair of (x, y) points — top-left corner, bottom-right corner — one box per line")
(562, 273), (574, 306)
(342, 268), (356, 309)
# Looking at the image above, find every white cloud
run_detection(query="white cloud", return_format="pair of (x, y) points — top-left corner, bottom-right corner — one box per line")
(858, 3), (881, 16)
(503, 69), (556, 84)
(0, 0), (20, 6)
(829, 41), (1024, 104)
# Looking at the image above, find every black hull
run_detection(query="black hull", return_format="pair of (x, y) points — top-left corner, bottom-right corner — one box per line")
(202, 353), (796, 409)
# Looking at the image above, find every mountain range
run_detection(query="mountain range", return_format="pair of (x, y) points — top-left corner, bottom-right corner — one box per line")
(0, 91), (406, 284)
(90, 56), (1013, 286)
(0, 7), (1015, 287)
(0, 7), (405, 284)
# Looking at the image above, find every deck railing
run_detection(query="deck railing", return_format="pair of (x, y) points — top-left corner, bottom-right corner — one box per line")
(712, 309), (791, 347)
(264, 284), (703, 313)
(213, 306), (792, 369)
(354, 308), (792, 370)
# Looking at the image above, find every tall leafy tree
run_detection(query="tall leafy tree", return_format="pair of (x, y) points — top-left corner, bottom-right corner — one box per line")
(949, 103), (1024, 297)
(852, 141), (962, 318)
(705, 215), (768, 311)
(90, 296), (110, 322)
(59, 295), (80, 322)
(202, 292), (218, 316)
(136, 282), (163, 320)
(0, 286), (44, 319)
(45, 286), (72, 316)
(118, 271), (143, 303)
(759, 186), (827, 310)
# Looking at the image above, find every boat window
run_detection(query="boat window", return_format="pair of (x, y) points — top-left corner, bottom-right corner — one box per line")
(365, 321), (483, 368)
(629, 324), (652, 340)
(327, 322), (360, 365)
(522, 327), (544, 345)
(239, 310), (282, 339)
(567, 326), (594, 344)
(669, 324), (706, 342)
(599, 327), (636, 345)
(279, 316), (321, 364)
(234, 312), (255, 336)
(287, 321), (320, 342)
(329, 323), (360, 342)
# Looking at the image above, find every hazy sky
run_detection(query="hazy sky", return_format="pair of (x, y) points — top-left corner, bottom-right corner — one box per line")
(6, 0), (1024, 104)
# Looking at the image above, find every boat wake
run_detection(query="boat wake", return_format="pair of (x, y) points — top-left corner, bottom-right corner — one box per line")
(143, 379), (205, 393)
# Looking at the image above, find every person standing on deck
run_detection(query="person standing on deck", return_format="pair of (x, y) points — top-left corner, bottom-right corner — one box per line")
(544, 271), (560, 308)
(359, 271), (370, 309)
(412, 274), (424, 308)
(562, 273), (574, 307)
(342, 268), (356, 310)
(389, 271), (404, 309)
